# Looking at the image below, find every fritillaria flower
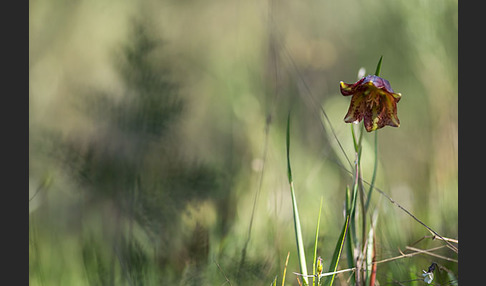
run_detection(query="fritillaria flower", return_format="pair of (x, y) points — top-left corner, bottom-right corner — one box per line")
(340, 75), (402, 132)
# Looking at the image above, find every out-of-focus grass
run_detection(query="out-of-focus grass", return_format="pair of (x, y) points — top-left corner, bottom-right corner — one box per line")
(30, 0), (457, 285)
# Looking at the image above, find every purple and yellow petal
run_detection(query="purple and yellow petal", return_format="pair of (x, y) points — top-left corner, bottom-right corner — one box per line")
(344, 93), (366, 123)
(363, 103), (381, 132)
(383, 94), (400, 127)
(340, 81), (356, 96)
(390, 92), (402, 101)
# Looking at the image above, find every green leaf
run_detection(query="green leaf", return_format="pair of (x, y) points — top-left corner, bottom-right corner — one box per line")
(374, 56), (383, 77)
(324, 215), (349, 286)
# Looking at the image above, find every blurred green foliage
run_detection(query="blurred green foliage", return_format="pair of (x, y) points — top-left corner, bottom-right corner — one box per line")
(30, 0), (457, 285)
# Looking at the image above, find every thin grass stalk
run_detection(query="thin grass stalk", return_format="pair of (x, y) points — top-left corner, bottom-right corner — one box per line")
(289, 184), (308, 285)
(355, 158), (363, 284)
(282, 251), (290, 286)
(286, 113), (309, 285)
(348, 160), (360, 283)
(312, 198), (323, 286)
(324, 215), (350, 286)
(344, 186), (356, 285)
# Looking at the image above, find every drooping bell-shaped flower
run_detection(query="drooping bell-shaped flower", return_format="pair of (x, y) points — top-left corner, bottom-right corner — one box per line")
(340, 75), (401, 132)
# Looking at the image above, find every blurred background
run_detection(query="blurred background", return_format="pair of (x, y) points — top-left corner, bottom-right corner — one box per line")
(29, 0), (457, 285)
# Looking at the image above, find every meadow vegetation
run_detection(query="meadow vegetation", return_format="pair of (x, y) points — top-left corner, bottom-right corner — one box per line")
(30, 0), (458, 285)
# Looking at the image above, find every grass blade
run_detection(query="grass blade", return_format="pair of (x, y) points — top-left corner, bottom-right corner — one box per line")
(312, 198), (323, 286)
(289, 180), (308, 284)
(344, 186), (355, 279)
(281, 251), (290, 286)
(271, 275), (277, 286)
(286, 113), (308, 285)
(286, 112), (293, 183)
(324, 215), (349, 286)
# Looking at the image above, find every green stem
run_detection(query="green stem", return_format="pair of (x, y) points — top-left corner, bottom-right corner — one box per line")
(366, 55), (382, 211)
(365, 131), (378, 211)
